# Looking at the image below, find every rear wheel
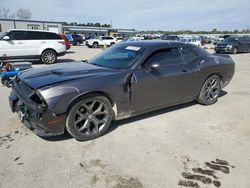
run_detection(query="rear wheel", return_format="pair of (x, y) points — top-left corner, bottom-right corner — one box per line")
(66, 95), (113, 141)
(41, 50), (57, 64)
(232, 47), (238, 54)
(197, 75), (221, 105)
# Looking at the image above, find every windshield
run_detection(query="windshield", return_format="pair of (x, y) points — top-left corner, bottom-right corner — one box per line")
(224, 37), (238, 43)
(89, 44), (144, 69)
(0, 32), (7, 40)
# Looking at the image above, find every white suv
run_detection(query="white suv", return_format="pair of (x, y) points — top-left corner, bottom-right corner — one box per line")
(86, 36), (116, 48)
(0, 29), (66, 64)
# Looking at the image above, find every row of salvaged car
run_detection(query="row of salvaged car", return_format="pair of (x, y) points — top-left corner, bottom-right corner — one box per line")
(1, 29), (250, 68)
(84, 34), (250, 54)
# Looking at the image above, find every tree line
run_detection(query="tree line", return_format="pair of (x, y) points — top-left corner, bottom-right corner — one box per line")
(140, 28), (250, 35)
(62, 22), (111, 28)
(0, 7), (32, 20)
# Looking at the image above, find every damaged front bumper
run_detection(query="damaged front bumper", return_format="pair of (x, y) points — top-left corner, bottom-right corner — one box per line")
(9, 83), (66, 137)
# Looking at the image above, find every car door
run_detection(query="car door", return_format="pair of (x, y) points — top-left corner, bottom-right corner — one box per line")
(238, 37), (249, 52)
(131, 48), (190, 113)
(0, 30), (26, 58)
(246, 36), (250, 52)
(25, 31), (45, 57)
(102, 37), (109, 46)
(179, 46), (205, 98)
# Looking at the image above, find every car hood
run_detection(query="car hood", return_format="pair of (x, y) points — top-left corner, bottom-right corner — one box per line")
(18, 62), (118, 89)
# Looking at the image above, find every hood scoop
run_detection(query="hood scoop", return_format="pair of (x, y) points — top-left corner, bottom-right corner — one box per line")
(51, 68), (89, 76)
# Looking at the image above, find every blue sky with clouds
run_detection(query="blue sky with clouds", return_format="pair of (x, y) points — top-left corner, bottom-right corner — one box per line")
(1, 0), (250, 31)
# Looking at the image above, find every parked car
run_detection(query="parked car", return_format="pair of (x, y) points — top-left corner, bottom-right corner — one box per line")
(9, 41), (235, 141)
(213, 36), (224, 45)
(0, 29), (66, 64)
(160, 35), (180, 41)
(86, 36), (116, 48)
(122, 37), (142, 42)
(71, 34), (84, 46)
(116, 37), (124, 43)
(59, 34), (71, 50)
(65, 33), (73, 42)
(215, 36), (250, 54)
(180, 37), (201, 46)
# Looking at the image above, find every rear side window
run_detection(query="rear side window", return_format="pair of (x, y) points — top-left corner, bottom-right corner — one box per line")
(180, 47), (199, 63)
(44, 32), (62, 40)
(191, 45), (210, 57)
(8, 31), (25, 40)
(146, 48), (183, 66)
(106, 37), (114, 40)
(26, 31), (46, 40)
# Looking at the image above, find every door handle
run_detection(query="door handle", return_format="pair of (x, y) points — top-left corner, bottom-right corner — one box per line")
(17, 42), (23, 44)
(41, 41), (46, 44)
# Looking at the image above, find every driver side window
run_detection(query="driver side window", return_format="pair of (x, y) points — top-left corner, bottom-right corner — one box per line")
(145, 48), (183, 67)
(8, 31), (25, 40)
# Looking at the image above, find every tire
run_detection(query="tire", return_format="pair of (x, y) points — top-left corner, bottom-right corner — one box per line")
(66, 95), (113, 141)
(41, 50), (57, 64)
(1, 78), (5, 86)
(197, 75), (221, 105)
(93, 42), (99, 48)
(232, 47), (238, 54)
(110, 42), (115, 46)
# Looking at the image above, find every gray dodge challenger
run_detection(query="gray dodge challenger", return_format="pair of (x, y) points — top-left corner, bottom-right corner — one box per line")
(9, 41), (235, 141)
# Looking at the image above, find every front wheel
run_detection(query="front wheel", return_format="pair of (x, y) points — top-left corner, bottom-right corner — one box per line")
(232, 47), (238, 54)
(93, 42), (99, 48)
(197, 75), (221, 105)
(41, 50), (57, 64)
(66, 95), (113, 141)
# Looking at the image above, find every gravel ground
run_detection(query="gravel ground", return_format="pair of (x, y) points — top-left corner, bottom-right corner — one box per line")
(0, 45), (250, 188)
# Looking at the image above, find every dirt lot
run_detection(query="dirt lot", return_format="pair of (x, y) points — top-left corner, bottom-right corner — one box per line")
(0, 46), (250, 188)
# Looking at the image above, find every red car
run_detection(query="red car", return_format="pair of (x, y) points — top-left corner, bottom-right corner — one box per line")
(59, 34), (70, 50)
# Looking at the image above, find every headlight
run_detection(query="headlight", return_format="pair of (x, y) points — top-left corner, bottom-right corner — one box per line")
(227, 45), (233, 48)
(29, 90), (48, 108)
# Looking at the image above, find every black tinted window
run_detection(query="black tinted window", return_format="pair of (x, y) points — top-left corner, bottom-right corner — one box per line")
(8, 31), (25, 40)
(44, 32), (61, 40)
(180, 47), (198, 63)
(26, 31), (46, 40)
(146, 48), (183, 66)
(239, 36), (250, 43)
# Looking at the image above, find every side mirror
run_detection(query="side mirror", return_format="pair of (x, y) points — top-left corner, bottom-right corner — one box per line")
(150, 63), (160, 70)
(144, 63), (160, 73)
(3, 36), (10, 41)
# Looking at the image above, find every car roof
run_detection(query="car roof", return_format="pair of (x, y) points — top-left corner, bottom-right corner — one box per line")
(8, 29), (58, 34)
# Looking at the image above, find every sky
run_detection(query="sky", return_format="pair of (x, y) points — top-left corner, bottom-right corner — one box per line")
(1, 0), (250, 31)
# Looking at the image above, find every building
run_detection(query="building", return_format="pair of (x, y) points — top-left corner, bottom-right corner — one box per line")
(62, 25), (136, 38)
(0, 18), (63, 33)
(0, 19), (136, 38)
